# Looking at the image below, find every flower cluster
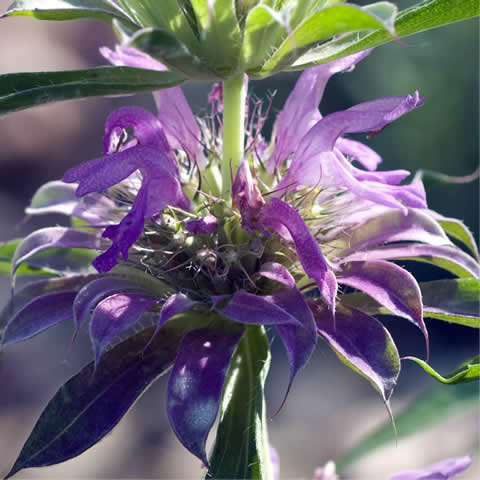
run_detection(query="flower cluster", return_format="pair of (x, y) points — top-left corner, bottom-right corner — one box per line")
(2, 45), (479, 470)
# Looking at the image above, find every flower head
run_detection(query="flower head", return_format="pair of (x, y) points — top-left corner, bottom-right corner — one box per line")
(3, 46), (479, 469)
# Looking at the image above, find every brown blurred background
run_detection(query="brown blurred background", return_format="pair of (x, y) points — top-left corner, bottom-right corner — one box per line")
(0, 0), (478, 478)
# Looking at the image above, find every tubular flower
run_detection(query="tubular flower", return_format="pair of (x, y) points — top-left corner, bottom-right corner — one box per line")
(2, 46), (479, 469)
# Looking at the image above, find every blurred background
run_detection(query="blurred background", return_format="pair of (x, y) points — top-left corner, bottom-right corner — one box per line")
(0, 0), (478, 478)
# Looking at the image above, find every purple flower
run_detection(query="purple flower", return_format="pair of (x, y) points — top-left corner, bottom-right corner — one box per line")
(5, 46), (479, 470)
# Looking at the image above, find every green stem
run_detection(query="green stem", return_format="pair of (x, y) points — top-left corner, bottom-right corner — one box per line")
(206, 325), (273, 479)
(222, 74), (246, 201)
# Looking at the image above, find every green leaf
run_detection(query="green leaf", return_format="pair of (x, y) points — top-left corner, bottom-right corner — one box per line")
(438, 218), (480, 261)
(130, 28), (220, 80)
(257, 2), (398, 75)
(288, 0), (480, 71)
(404, 356), (480, 384)
(421, 278), (480, 328)
(5, 314), (198, 479)
(190, 0), (243, 76)
(336, 380), (479, 473)
(1, 0), (136, 25)
(206, 325), (272, 480)
(341, 278), (480, 329)
(0, 66), (185, 117)
(117, 0), (200, 51)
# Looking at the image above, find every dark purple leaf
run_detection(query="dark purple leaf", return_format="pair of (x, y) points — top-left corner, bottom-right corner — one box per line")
(73, 277), (148, 338)
(311, 301), (400, 405)
(338, 260), (428, 357)
(90, 292), (158, 366)
(2, 291), (77, 347)
(271, 288), (317, 412)
(167, 325), (244, 465)
(5, 316), (197, 479)
(258, 262), (296, 288)
(220, 291), (302, 326)
(0, 275), (98, 335)
(147, 293), (198, 345)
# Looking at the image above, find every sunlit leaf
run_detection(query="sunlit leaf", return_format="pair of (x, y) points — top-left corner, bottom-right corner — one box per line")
(287, 0), (480, 72)
(1, 0), (136, 25)
(259, 2), (397, 75)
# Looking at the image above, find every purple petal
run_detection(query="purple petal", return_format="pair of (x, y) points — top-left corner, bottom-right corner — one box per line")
(103, 45), (203, 168)
(312, 301), (400, 405)
(100, 45), (167, 71)
(263, 198), (337, 310)
(220, 291), (302, 326)
(344, 209), (451, 255)
(344, 244), (480, 279)
(102, 45), (202, 165)
(167, 325), (244, 465)
(154, 88), (203, 167)
(271, 288), (317, 411)
(103, 107), (173, 165)
(279, 92), (425, 204)
(389, 456), (473, 480)
(338, 260), (428, 357)
(280, 149), (426, 213)
(73, 277), (148, 339)
(268, 50), (371, 171)
(90, 292), (158, 366)
(258, 262), (296, 288)
(185, 215), (218, 235)
(232, 160), (266, 232)
(64, 143), (189, 272)
(147, 293), (198, 345)
(12, 227), (105, 275)
(335, 137), (382, 171)
(2, 291), (77, 347)
(63, 145), (175, 197)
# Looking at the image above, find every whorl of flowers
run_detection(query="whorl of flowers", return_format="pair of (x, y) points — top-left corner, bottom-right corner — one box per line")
(1, 46), (479, 469)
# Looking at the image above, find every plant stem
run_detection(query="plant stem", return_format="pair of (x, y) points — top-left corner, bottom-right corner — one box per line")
(222, 74), (246, 201)
(206, 325), (273, 479)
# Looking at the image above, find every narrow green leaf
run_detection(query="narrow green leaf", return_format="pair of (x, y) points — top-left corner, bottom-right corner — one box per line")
(258, 2), (398, 75)
(404, 356), (480, 384)
(342, 278), (480, 329)
(336, 381), (479, 473)
(1, 0), (136, 26)
(287, 0), (480, 71)
(0, 239), (21, 261)
(0, 66), (185, 117)
(130, 28), (221, 80)
(5, 314), (198, 479)
(206, 325), (272, 480)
